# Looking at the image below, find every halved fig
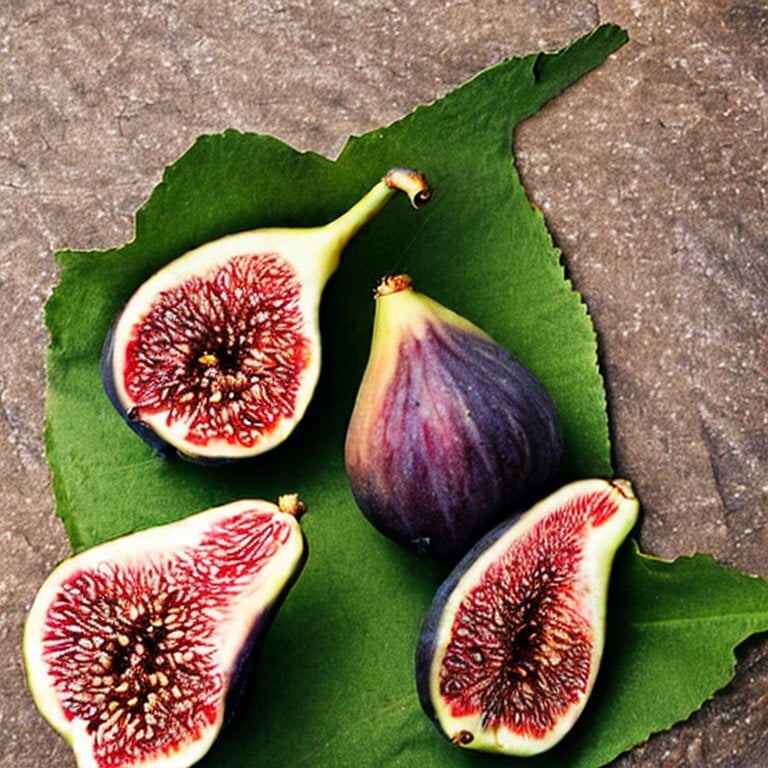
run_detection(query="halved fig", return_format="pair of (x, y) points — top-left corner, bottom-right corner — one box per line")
(345, 274), (562, 561)
(416, 478), (639, 755)
(103, 169), (431, 463)
(24, 495), (307, 768)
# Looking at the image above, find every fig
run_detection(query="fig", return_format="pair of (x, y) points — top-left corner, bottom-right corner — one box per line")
(344, 275), (562, 561)
(103, 169), (431, 462)
(415, 478), (639, 756)
(24, 495), (307, 768)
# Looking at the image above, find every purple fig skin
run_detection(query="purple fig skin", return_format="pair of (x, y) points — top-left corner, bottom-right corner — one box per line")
(345, 276), (563, 562)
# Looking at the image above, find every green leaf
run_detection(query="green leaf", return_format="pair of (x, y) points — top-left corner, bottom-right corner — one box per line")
(44, 23), (768, 768)
(47, 26), (624, 549)
(586, 546), (768, 766)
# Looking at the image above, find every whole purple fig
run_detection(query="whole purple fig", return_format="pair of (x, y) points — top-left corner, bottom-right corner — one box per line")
(344, 275), (562, 561)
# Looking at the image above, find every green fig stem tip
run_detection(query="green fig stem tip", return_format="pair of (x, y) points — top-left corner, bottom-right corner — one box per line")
(383, 168), (432, 208)
(375, 274), (414, 298)
(323, 169), (430, 258)
(277, 493), (307, 519)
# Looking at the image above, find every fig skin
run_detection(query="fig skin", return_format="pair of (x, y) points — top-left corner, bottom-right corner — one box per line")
(23, 495), (307, 768)
(103, 170), (431, 464)
(344, 275), (563, 561)
(415, 478), (639, 756)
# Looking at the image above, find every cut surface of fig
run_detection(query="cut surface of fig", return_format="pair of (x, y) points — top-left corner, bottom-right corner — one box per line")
(345, 274), (562, 561)
(24, 495), (307, 768)
(416, 478), (639, 755)
(122, 253), (311, 451)
(104, 169), (431, 462)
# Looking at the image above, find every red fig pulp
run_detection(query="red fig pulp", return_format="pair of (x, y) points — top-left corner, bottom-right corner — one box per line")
(345, 275), (562, 561)
(416, 479), (639, 755)
(24, 496), (307, 768)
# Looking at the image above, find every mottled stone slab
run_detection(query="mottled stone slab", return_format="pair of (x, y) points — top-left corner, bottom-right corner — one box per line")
(1, 0), (765, 765)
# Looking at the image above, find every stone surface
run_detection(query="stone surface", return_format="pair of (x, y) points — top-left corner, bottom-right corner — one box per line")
(1, 0), (765, 766)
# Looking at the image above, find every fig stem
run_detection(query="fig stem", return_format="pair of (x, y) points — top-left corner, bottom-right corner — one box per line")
(277, 493), (308, 519)
(611, 478), (635, 500)
(323, 169), (431, 259)
(384, 168), (432, 209)
(375, 274), (413, 298)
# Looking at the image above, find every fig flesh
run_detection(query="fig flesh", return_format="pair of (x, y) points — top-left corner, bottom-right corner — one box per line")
(24, 495), (307, 768)
(344, 275), (562, 560)
(103, 170), (431, 463)
(416, 478), (639, 756)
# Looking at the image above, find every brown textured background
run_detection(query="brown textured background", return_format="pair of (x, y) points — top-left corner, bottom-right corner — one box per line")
(1, 0), (766, 766)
